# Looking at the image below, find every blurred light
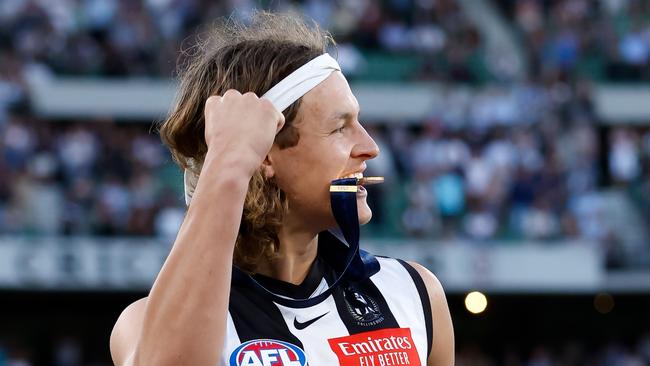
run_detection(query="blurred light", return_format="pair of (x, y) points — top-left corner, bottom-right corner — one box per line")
(465, 291), (488, 314)
(594, 293), (614, 314)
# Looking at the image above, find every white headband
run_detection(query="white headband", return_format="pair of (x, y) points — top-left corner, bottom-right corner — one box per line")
(261, 53), (341, 112)
(183, 53), (341, 205)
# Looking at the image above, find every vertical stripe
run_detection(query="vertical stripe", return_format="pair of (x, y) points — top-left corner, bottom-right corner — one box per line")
(228, 287), (303, 348)
(371, 258), (429, 366)
(274, 294), (349, 365)
(220, 312), (241, 366)
(397, 259), (433, 358)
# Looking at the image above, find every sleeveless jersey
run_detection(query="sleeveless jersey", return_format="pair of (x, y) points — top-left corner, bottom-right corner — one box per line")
(221, 231), (433, 366)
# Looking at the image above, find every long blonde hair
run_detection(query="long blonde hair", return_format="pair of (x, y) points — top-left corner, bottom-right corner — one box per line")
(158, 12), (335, 272)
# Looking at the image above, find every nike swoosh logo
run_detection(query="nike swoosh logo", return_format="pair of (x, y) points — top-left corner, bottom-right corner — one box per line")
(293, 312), (329, 330)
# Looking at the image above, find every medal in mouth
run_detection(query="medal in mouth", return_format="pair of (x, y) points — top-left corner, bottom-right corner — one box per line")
(329, 176), (385, 193)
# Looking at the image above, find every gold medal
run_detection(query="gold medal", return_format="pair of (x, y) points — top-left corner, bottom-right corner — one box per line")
(358, 176), (384, 186)
(329, 176), (384, 192)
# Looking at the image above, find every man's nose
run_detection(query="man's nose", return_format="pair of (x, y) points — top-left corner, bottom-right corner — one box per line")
(353, 124), (380, 159)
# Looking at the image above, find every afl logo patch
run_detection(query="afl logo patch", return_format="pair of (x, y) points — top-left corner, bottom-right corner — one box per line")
(229, 339), (308, 366)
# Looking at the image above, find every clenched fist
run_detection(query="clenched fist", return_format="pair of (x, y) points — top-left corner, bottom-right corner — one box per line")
(203, 90), (285, 177)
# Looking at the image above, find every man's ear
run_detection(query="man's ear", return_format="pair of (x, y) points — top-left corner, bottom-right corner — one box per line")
(261, 154), (275, 179)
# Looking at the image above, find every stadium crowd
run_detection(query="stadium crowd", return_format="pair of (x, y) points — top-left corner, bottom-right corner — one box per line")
(0, 116), (184, 239)
(2, 0), (648, 83)
(0, 0), (485, 80)
(505, 0), (650, 82)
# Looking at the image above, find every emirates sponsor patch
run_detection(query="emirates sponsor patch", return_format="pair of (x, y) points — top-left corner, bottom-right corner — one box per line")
(328, 328), (421, 366)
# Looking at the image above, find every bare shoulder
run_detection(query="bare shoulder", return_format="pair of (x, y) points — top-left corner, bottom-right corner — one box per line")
(406, 261), (455, 366)
(110, 297), (148, 366)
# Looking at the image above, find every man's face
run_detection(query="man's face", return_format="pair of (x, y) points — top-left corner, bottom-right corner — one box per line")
(267, 71), (379, 232)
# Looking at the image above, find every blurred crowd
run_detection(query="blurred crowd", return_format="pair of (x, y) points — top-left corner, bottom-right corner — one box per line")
(369, 77), (602, 243)
(0, 0), (485, 81)
(505, 0), (650, 81)
(2, 0), (649, 83)
(0, 116), (185, 239)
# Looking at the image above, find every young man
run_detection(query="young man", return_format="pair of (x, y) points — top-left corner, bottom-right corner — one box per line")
(110, 12), (454, 366)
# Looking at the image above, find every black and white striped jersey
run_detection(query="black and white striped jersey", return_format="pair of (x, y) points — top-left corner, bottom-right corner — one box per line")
(222, 230), (432, 366)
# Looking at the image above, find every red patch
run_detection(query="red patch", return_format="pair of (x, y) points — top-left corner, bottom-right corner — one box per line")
(328, 328), (421, 366)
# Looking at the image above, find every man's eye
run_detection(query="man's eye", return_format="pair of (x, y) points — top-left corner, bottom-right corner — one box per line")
(334, 126), (345, 133)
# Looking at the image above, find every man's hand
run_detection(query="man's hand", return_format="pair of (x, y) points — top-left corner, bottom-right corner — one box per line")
(204, 90), (285, 176)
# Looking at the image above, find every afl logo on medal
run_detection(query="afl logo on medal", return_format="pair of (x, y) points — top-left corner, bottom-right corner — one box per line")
(229, 339), (308, 366)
